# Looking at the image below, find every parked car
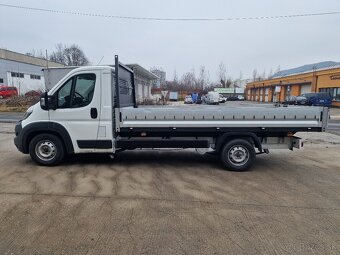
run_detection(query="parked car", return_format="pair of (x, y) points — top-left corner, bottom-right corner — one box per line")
(301, 92), (332, 107)
(0, 86), (18, 99)
(206, 91), (219, 105)
(201, 95), (206, 104)
(184, 95), (193, 104)
(219, 94), (226, 103)
(191, 93), (198, 103)
(284, 96), (308, 105)
(227, 95), (239, 101)
(283, 96), (298, 105)
(195, 95), (202, 104)
(237, 95), (245, 101)
(295, 95), (307, 105)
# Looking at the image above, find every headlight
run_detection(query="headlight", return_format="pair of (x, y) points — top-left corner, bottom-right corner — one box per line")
(22, 107), (33, 120)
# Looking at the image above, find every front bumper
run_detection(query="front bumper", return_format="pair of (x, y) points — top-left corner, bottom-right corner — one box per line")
(14, 121), (24, 153)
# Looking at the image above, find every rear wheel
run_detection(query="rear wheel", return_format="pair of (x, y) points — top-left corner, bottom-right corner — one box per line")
(29, 133), (65, 166)
(220, 139), (255, 171)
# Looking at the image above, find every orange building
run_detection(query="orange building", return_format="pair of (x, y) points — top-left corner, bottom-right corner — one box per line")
(246, 66), (340, 107)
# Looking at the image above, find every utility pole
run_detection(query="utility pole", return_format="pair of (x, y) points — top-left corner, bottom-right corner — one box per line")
(312, 65), (318, 92)
(45, 50), (48, 68)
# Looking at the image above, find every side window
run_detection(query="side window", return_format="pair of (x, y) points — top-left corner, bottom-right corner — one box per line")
(72, 74), (96, 108)
(57, 78), (73, 108)
(56, 73), (96, 109)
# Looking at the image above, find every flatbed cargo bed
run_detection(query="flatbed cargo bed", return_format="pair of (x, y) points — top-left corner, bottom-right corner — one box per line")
(120, 106), (327, 130)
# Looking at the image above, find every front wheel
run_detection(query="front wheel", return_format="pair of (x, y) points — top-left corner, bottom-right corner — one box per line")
(220, 139), (256, 171)
(29, 133), (65, 166)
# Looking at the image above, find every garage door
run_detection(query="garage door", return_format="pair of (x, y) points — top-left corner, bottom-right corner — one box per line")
(300, 84), (311, 95)
(265, 88), (269, 102)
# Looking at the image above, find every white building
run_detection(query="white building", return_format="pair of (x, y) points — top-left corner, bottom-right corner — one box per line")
(150, 68), (166, 88)
(127, 64), (158, 103)
(0, 49), (64, 95)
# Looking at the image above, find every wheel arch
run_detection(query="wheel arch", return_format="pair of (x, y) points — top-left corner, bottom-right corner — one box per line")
(21, 122), (74, 154)
(215, 132), (262, 153)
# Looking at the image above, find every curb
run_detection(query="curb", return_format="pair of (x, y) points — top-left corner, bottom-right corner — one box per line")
(0, 120), (18, 123)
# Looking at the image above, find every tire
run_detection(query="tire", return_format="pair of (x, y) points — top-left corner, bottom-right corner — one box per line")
(220, 139), (256, 171)
(29, 133), (65, 166)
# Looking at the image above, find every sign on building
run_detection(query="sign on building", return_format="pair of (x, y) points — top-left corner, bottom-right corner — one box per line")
(214, 88), (234, 94)
(235, 88), (245, 94)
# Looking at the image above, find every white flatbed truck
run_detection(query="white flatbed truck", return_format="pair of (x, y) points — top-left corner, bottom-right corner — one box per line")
(14, 56), (329, 171)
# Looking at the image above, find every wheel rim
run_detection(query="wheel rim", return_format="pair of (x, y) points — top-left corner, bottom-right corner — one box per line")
(228, 145), (249, 166)
(35, 140), (57, 161)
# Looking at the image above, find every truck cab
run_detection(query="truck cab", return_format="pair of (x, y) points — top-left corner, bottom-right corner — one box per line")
(15, 55), (136, 165)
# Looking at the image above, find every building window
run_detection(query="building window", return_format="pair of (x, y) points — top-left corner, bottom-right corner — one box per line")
(30, 74), (41, 80)
(319, 87), (340, 101)
(11, 72), (24, 78)
(0, 78), (3, 83)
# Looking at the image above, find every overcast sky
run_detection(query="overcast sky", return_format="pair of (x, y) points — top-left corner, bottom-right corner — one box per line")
(0, 0), (340, 82)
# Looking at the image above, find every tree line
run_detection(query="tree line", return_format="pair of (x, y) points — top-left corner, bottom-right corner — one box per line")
(162, 61), (243, 92)
(26, 43), (89, 66)
(161, 63), (282, 92)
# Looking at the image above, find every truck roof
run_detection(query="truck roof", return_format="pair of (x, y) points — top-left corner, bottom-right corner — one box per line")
(43, 65), (115, 71)
(45, 65), (116, 92)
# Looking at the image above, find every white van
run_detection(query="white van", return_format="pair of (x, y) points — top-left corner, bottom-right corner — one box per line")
(206, 91), (220, 105)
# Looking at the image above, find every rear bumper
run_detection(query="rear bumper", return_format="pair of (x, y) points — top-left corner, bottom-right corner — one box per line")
(261, 136), (303, 150)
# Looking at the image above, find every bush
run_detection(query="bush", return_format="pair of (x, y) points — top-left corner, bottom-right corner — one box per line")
(0, 95), (40, 112)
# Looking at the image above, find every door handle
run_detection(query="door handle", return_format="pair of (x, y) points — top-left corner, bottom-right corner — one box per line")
(90, 108), (98, 119)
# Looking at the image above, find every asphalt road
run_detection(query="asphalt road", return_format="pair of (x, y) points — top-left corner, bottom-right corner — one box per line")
(0, 111), (24, 122)
(0, 123), (339, 254)
(327, 120), (340, 136)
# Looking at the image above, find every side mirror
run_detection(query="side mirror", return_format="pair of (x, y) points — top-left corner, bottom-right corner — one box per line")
(40, 92), (56, 111)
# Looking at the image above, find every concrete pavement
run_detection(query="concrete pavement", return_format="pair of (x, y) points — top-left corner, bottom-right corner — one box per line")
(0, 123), (340, 254)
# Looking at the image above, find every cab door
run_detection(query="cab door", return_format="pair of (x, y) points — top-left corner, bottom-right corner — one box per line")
(49, 71), (101, 152)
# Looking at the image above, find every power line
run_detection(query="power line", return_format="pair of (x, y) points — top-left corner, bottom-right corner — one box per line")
(0, 3), (340, 22)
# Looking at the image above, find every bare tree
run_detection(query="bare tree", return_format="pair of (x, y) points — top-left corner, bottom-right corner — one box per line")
(218, 62), (227, 87)
(268, 68), (273, 79)
(233, 71), (243, 88)
(197, 66), (209, 89)
(226, 78), (232, 88)
(173, 69), (179, 84)
(276, 65), (281, 74)
(180, 71), (196, 90)
(165, 81), (180, 91)
(239, 71), (243, 82)
(252, 69), (258, 82)
(26, 49), (46, 59)
(49, 44), (89, 66)
(49, 44), (65, 64)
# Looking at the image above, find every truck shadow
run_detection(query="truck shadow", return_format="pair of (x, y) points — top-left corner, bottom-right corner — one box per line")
(61, 150), (272, 173)
(63, 150), (224, 170)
